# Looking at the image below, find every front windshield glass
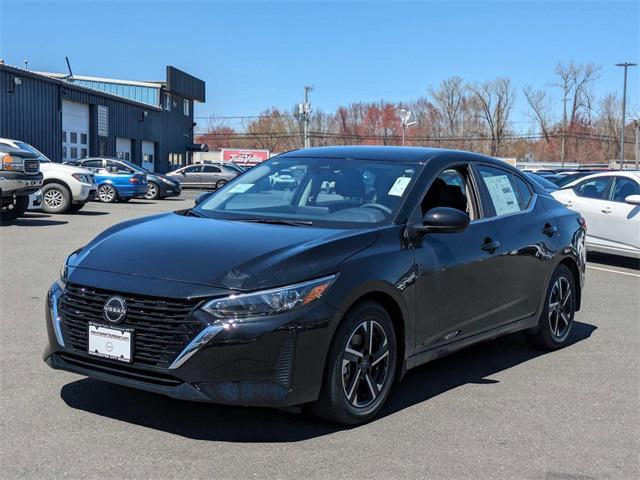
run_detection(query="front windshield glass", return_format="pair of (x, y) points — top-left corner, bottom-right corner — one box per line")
(196, 157), (420, 227)
(119, 159), (148, 173)
(16, 142), (50, 162)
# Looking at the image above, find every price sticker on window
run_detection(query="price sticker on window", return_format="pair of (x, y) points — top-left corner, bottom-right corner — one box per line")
(388, 177), (412, 197)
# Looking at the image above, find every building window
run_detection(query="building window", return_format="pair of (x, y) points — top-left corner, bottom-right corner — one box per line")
(80, 133), (88, 145)
(70, 147), (78, 159)
(63, 131), (67, 142)
(183, 99), (189, 116)
(70, 132), (77, 144)
(62, 147), (67, 159)
(164, 93), (171, 111)
(81, 148), (88, 159)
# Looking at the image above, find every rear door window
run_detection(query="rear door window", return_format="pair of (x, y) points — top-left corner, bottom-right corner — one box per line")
(611, 177), (640, 203)
(477, 165), (527, 216)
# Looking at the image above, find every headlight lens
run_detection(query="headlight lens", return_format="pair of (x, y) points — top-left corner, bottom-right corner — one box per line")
(202, 275), (337, 320)
(57, 262), (68, 289)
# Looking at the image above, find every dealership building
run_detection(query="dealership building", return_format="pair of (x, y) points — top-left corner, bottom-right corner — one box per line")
(0, 63), (206, 173)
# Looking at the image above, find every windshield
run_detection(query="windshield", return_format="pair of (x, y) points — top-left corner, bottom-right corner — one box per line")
(196, 157), (420, 227)
(118, 159), (149, 173)
(16, 142), (50, 162)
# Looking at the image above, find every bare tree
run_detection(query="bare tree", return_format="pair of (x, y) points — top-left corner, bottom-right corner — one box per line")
(554, 61), (601, 124)
(430, 76), (465, 137)
(523, 86), (553, 142)
(469, 78), (516, 156)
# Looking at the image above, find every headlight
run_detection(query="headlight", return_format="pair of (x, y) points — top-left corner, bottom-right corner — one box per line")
(72, 173), (92, 183)
(57, 262), (68, 289)
(161, 176), (174, 184)
(202, 275), (337, 320)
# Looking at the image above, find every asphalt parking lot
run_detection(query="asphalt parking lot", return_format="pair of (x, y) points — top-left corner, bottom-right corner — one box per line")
(1, 191), (638, 480)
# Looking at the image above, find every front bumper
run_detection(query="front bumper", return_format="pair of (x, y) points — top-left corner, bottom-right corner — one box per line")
(43, 281), (337, 407)
(74, 183), (97, 202)
(159, 180), (182, 197)
(0, 171), (43, 195)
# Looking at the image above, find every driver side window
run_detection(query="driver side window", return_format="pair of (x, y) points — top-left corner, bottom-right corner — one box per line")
(421, 166), (476, 220)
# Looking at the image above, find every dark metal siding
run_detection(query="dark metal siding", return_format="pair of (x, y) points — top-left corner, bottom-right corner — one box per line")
(166, 66), (205, 102)
(0, 65), (198, 173)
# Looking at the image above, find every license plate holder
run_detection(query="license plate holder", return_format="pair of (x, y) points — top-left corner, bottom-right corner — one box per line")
(88, 323), (133, 363)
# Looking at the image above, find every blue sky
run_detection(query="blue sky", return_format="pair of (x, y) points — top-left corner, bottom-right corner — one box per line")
(1, 0), (638, 131)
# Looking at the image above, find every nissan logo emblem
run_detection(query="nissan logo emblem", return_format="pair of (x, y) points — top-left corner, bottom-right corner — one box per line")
(103, 296), (127, 324)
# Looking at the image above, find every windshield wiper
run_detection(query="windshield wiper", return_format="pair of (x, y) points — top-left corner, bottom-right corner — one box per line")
(235, 217), (314, 227)
(184, 209), (206, 218)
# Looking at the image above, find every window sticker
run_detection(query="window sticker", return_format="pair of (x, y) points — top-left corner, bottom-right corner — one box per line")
(388, 176), (412, 197)
(228, 183), (254, 193)
(483, 175), (520, 215)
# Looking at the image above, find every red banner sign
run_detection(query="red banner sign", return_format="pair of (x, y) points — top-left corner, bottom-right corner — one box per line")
(221, 149), (270, 166)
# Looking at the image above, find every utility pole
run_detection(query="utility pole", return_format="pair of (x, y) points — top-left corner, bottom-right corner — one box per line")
(615, 62), (637, 170)
(295, 86), (313, 148)
(634, 119), (639, 170)
(561, 96), (568, 168)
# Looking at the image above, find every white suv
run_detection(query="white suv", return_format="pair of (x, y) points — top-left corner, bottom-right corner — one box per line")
(0, 138), (97, 214)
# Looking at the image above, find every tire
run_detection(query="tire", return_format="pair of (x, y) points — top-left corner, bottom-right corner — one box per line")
(310, 301), (397, 425)
(1, 195), (29, 224)
(216, 179), (228, 189)
(67, 203), (85, 213)
(526, 264), (576, 350)
(145, 182), (160, 200)
(41, 183), (71, 214)
(97, 184), (118, 203)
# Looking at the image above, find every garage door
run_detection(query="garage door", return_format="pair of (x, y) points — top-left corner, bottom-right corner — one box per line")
(62, 100), (90, 162)
(116, 138), (132, 161)
(142, 141), (155, 172)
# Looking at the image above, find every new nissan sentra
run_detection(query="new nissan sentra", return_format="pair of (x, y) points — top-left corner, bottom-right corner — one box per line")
(44, 147), (586, 424)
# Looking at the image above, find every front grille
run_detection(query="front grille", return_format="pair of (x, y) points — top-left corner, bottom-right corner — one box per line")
(59, 283), (203, 368)
(23, 159), (39, 173)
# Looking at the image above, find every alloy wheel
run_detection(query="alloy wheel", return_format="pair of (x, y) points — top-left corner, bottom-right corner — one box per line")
(548, 276), (572, 339)
(43, 189), (64, 210)
(98, 185), (115, 202)
(145, 183), (158, 199)
(341, 320), (390, 408)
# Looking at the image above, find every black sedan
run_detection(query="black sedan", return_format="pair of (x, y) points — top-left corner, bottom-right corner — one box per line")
(44, 147), (586, 425)
(68, 157), (181, 200)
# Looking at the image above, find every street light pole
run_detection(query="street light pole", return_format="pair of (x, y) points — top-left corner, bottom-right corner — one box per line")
(634, 119), (639, 170)
(615, 62), (637, 170)
(296, 86), (313, 148)
(398, 109), (417, 147)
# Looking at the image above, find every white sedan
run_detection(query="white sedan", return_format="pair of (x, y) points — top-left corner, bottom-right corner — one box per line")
(552, 171), (640, 258)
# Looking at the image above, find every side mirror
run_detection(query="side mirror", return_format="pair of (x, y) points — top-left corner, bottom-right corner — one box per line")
(195, 191), (214, 206)
(625, 194), (640, 205)
(413, 207), (470, 234)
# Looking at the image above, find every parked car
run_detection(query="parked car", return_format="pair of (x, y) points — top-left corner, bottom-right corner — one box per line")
(45, 146), (586, 425)
(553, 171), (601, 188)
(167, 163), (238, 189)
(0, 146), (43, 223)
(66, 158), (147, 203)
(0, 138), (97, 213)
(524, 172), (559, 192)
(552, 171), (640, 258)
(70, 157), (181, 200)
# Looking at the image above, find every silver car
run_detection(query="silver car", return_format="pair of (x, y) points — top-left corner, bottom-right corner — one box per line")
(167, 164), (238, 189)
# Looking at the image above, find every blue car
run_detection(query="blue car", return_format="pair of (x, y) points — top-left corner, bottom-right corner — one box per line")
(67, 158), (147, 203)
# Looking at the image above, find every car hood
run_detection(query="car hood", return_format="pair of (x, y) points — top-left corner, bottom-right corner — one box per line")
(40, 162), (92, 175)
(69, 212), (378, 291)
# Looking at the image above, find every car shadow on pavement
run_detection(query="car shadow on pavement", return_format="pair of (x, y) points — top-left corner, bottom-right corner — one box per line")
(3, 217), (68, 226)
(60, 322), (596, 443)
(587, 252), (639, 270)
(71, 210), (110, 216)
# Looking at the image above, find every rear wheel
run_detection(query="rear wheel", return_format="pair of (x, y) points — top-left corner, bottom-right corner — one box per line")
(41, 183), (71, 214)
(1, 195), (29, 224)
(97, 184), (118, 203)
(310, 301), (397, 425)
(526, 264), (576, 349)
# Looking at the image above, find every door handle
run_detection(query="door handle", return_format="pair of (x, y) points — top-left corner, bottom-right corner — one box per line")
(481, 238), (500, 253)
(601, 207), (612, 214)
(542, 223), (558, 237)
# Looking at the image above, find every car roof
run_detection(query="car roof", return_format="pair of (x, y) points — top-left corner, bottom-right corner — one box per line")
(562, 170), (640, 188)
(276, 146), (509, 166)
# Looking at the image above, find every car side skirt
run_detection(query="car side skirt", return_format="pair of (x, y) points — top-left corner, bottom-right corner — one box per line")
(405, 314), (538, 370)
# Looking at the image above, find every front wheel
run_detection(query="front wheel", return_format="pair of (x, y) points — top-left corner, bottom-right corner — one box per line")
(526, 264), (576, 350)
(41, 183), (71, 214)
(145, 182), (160, 200)
(310, 301), (397, 425)
(216, 179), (228, 189)
(97, 184), (118, 203)
(1, 195), (29, 224)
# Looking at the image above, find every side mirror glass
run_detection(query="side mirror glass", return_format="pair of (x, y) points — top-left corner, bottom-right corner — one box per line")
(195, 191), (214, 206)
(625, 194), (640, 205)
(414, 207), (470, 234)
